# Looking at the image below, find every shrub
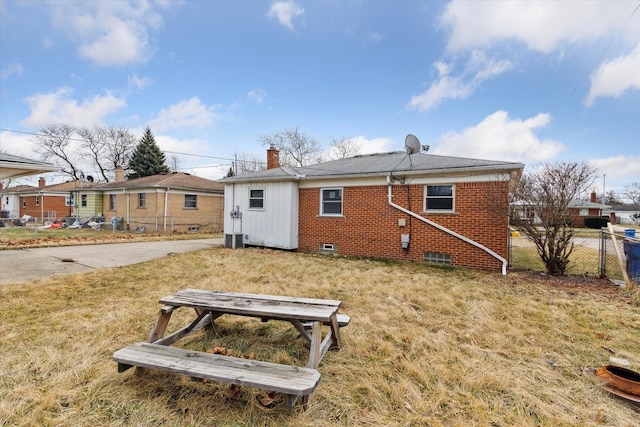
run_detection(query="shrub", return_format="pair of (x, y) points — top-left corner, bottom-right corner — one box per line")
(584, 216), (609, 229)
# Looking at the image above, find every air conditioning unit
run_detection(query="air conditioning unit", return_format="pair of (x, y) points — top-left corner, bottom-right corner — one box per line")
(225, 233), (244, 249)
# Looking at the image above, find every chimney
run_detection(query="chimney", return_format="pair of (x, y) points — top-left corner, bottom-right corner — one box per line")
(38, 177), (46, 187)
(267, 146), (280, 170)
(114, 167), (125, 182)
(590, 191), (596, 203)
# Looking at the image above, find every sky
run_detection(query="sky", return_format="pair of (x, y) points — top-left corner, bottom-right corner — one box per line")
(1, 0), (639, 199)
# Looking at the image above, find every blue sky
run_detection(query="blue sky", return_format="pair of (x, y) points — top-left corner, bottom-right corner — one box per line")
(1, 0), (639, 198)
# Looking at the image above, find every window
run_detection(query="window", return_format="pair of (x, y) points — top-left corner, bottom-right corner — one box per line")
(425, 185), (454, 211)
(22, 197), (26, 208)
(579, 208), (588, 216)
(424, 252), (451, 265)
(66, 194), (74, 207)
(321, 188), (342, 216)
(35, 196), (40, 206)
(249, 189), (264, 209)
(138, 193), (146, 208)
(184, 194), (197, 209)
(109, 194), (116, 210)
(81, 194), (87, 207)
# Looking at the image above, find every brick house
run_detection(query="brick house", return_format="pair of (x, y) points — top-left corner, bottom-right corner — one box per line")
(222, 149), (524, 273)
(9, 178), (79, 221)
(568, 192), (609, 228)
(99, 171), (224, 232)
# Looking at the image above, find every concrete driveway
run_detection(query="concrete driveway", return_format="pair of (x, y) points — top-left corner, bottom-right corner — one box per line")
(0, 238), (223, 285)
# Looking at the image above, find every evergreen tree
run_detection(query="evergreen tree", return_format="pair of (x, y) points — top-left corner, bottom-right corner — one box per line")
(126, 127), (170, 179)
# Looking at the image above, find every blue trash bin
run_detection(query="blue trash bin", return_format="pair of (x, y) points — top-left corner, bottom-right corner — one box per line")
(624, 229), (636, 238)
(623, 241), (640, 284)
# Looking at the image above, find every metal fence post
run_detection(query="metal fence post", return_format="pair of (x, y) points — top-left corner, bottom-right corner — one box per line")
(599, 228), (606, 277)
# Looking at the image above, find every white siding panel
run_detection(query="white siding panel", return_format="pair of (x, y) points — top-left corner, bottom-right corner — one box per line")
(224, 182), (298, 249)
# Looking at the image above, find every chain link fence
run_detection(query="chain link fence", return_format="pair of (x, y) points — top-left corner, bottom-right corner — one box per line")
(0, 214), (223, 235)
(509, 228), (637, 282)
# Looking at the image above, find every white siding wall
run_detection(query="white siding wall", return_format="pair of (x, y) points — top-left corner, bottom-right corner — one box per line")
(224, 182), (298, 249)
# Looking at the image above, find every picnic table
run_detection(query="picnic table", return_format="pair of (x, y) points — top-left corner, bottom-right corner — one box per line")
(113, 289), (349, 408)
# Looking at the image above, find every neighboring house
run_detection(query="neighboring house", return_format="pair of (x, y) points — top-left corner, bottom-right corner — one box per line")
(568, 192), (610, 228)
(1, 185), (35, 218)
(221, 148), (524, 273)
(9, 178), (80, 221)
(605, 205), (640, 225)
(512, 192), (610, 228)
(98, 172), (224, 232)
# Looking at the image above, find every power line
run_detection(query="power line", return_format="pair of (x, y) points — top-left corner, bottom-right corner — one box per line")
(0, 127), (265, 166)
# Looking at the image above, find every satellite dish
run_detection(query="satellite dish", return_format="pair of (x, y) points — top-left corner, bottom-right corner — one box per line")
(86, 175), (94, 183)
(405, 134), (421, 155)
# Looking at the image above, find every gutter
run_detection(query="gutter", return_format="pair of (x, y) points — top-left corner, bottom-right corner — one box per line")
(386, 176), (507, 275)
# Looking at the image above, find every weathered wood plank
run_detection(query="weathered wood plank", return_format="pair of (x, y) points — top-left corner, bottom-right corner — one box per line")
(152, 311), (211, 346)
(113, 342), (321, 397)
(159, 289), (340, 322)
(303, 314), (351, 329)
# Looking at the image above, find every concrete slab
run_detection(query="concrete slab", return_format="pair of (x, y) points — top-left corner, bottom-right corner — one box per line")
(0, 238), (223, 285)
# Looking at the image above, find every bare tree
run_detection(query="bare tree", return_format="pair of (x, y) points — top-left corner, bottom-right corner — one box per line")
(328, 136), (361, 160)
(168, 155), (183, 173)
(624, 182), (640, 205)
(36, 124), (136, 182)
(233, 152), (266, 176)
(510, 162), (598, 276)
(258, 127), (322, 167)
(35, 124), (82, 180)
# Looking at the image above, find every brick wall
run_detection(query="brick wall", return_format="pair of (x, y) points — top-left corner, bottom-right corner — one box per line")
(298, 182), (510, 272)
(20, 195), (71, 221)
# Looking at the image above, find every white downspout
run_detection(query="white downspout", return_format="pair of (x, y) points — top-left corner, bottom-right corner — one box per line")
(163, 188), (169, 231)
(387, 177), (507, 275)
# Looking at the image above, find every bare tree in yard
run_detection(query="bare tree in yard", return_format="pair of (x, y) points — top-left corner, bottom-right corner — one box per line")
(259, 127), (323, 167)
(37, 124), (136, 182)
(36, 124), (82, 180)
(233, 152), (266, 175)
(625, 182), (640, 204)
(76, 126), (135, 181)
(511, 162), (598, 276)
(328, 136), (361, 160)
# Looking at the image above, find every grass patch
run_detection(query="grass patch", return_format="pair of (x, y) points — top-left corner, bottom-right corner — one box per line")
(1, 247), (639, 425)
(0, 226), (220, 249)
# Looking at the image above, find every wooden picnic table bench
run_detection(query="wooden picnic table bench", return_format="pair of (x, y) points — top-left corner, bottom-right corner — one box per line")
(113, 289), (348, 409)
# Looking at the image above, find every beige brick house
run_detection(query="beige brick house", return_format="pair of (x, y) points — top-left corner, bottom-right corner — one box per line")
(222, 148), (524, 274)
(99, 171), (224, 233)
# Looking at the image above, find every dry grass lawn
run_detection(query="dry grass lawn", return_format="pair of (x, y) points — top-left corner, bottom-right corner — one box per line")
(1, 247), (639, 426)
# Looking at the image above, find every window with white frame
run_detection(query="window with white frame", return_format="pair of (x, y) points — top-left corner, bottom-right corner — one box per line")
(425, 185), (454, 212)
(109, 194), (116, 210)
(138, 193), (146, 208)
(22, 197), (26, 208)
(66, 194), (73, 207)
(579, 208), (588, 216)
(35, 196), (40, 206)
(321, 188), (343, 216)
(249, 189), (264, 209)
(184, 194), (197, 209)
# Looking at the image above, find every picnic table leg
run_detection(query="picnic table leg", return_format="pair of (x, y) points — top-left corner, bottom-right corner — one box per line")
(306, 321), (323, 369)
(329, 313), (343, 349)
(147, 305), (175, 343)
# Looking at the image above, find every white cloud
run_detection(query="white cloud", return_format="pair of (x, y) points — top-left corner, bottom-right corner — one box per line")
(585, 41), (640, 106)
(267, 1), (304, 31)
(440, 1), (637, 53)
(22, 87), (126, 128)
(590, 155), (640, 180)
(128, 74), (153, 92)
(408, 51), (513, 111)
(434, 110), (564, 162)
(354, 136), (394, 154)
(51, 1), (170, 66)
(247, 88), (267, 104)
(1, 62), (24, 80)
(148, 97), (221, 131)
